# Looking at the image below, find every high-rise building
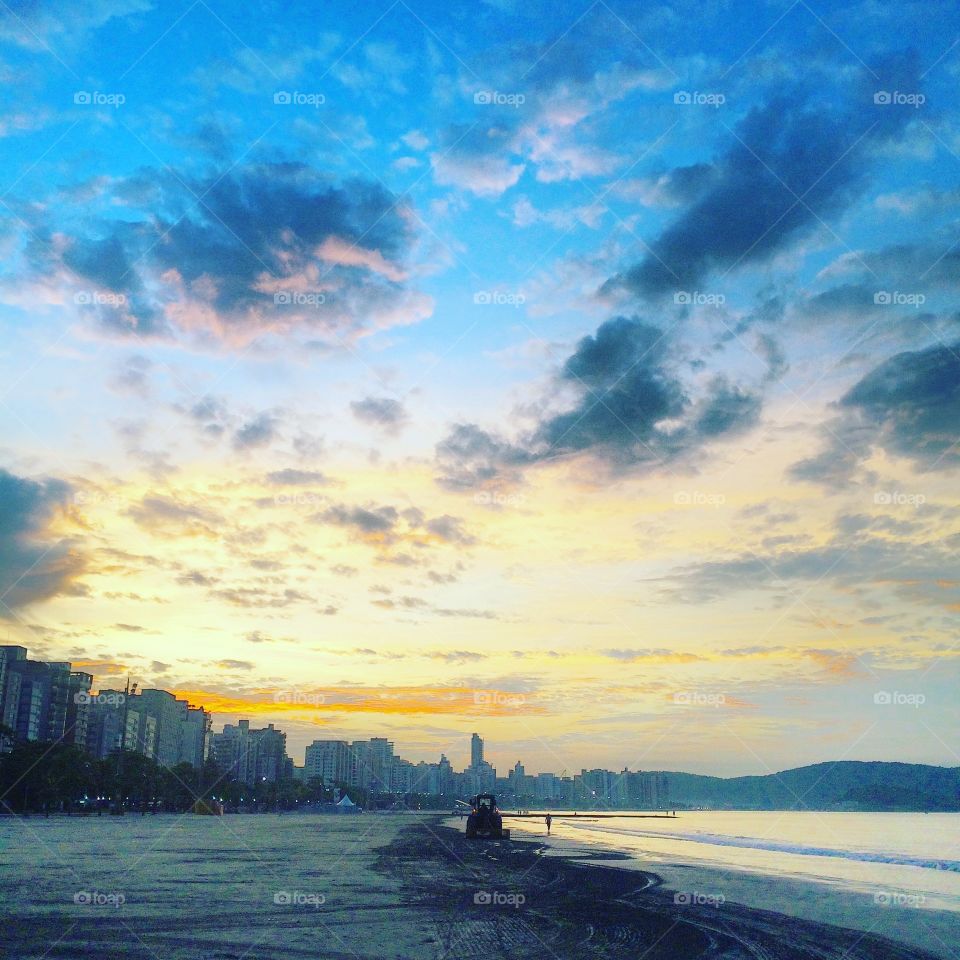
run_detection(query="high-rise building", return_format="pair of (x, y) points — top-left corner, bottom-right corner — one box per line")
(85, 689), (145, 759)
(471, 732), (483, 767)
(0, 647), (27, 749)
(437, 753), (453, 796)
(179, 706), (210, 768)
(346, 737), (395, 792)
(253, 724), (287, 782)
(0, 646), (27, 740)
(211, 720), (288, 786)
(390, 758), (414, 793)
(535, 772), (558, 803)
(304, 740), (351, 784)
(4, 657), (77, 743)
(64, 672), (94, 747)
(138, 689), (188, 767)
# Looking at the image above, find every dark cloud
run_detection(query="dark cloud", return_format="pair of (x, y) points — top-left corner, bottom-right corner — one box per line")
(601, 648), (705, 662)
(217, 659), (254, 671)
(425, 650), (487, 663)
(755, 333), (788, 383)
(371, 595), (427, 610)
(660, 521), (960, 607)
(321, 504), (399, 536)
(690, 378), (762, 438)
(825, 239), (960, 294)
(349, 396), (408, 433)
(424, 515), (476, 546)
(437, 316), (760, 486)
(127, 495), (223, 536)
(182, 395), (231, 440)
(426, 569), (459, 584)
(840, 341), (960, 468)
(804, 283), (881, 321)
(435, 423), (532, 491)
(791, 341), (960, 486)
(432, 5), (670, 194)
(433, 608), (498, 620)
(233, 413), (280, 451)
(0, 468), (85, 611)
(35, 163), (428, 345)
(110, 354), (152, 396)
(211, 587), (312, 609)
(316, 501), (475, 550)
(176, 570), (218, 587)
(266, 468), (331, 485)
(606, 56), (921, 299)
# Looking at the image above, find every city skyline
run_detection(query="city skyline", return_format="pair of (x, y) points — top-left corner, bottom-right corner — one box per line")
(0, 641), (674, 789)
(3, 642), (953, 789)
(0, 0), (958, 778)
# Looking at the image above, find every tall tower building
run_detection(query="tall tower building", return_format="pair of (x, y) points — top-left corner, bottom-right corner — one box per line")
(471, 732), (483, 768)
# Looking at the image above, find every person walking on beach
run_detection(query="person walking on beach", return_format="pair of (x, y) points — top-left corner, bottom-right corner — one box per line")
(545, 814), (552, 835)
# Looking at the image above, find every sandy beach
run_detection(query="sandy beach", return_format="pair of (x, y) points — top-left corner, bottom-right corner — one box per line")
(0, 812), (954, 959)
(505, 817), (960, 959)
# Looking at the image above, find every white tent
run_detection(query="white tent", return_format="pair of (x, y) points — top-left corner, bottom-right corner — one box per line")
(336, 793), (356, 807)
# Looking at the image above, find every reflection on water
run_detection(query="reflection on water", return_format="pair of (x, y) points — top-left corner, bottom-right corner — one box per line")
(534, 811), (960, 912)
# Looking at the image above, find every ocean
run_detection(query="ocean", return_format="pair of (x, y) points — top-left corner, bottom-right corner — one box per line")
(522, 810), (960, 912)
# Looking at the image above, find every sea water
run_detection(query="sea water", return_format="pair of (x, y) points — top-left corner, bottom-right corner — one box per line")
(538, 810), (960, 911)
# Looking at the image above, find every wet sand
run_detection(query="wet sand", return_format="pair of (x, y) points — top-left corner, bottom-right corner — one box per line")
(0, 813), (953, 959)
(505, 818), (960, 958)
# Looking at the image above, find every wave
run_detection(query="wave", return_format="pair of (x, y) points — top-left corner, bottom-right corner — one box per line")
(563, 822), (960, 873)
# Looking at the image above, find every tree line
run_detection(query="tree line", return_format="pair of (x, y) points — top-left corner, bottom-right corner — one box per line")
(0, 737), (455, 814)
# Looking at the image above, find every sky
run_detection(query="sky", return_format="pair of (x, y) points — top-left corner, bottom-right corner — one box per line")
(0, 0), (958, 777)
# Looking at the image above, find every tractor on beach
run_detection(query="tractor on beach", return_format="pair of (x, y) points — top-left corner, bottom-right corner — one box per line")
(464, 793), (509, 840)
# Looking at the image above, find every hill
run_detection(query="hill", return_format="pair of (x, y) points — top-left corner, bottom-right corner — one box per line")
(658, 761), (960, 811)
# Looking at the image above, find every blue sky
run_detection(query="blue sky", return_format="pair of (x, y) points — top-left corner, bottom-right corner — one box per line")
(0, 0), (958, 774)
